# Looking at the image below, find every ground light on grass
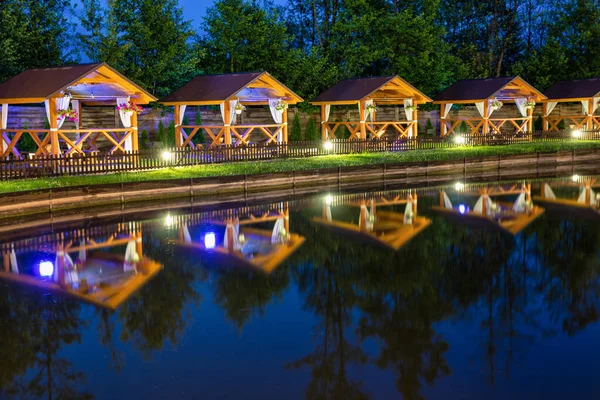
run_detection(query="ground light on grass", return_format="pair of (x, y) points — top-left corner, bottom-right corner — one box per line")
(2, 141), (600, 194)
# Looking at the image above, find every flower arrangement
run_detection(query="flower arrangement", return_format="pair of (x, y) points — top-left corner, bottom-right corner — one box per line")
(278, 227), (290, 242)
(366, 103), (379, 113)
(524, 100), (536, 110)
(235, 102), (246, 114)
(116, 101), (144, 114)
(273, 100), (288, 112)
(490, 99), (503, 111)
(57, 108), (78, 122)
(404, 104), (417, 112)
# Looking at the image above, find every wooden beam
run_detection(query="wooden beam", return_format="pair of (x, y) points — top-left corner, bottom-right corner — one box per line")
(542, 102), (548, 131)
(48, 97), (59, 155)
(223, 101), (231, 145)
(483, 100), (489, 135)
(174, 105), (181, 147)
(130, 101), (139, 152)
(440, 103), (447, 136)
(359, 100), (367, 139)
(588, 98), (594, 131)
(282, 107), (288, 143)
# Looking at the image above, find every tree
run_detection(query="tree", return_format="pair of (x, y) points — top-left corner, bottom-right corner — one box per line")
(195, 107), (206, 144)
(0, 0), (75, 82)
(290, 112), (303, 141)
(304, 118), (318, 140)
(79, 0), (198, 97)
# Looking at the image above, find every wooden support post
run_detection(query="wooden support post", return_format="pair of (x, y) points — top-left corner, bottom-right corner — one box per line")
(225, 222), (234, 252)
(542, 103), (548, 131)
(135, 233), (143, 259)
(224, 101), (232, 146)
(440, 103), (447, 136)
(412, 101), (418, 138)
(3, 252), (9, 272)
(321, 105), (328, 140)
(49, 97), (59, 155)
(482, 194), (488, 216)
(56, 244), (65, 287)
(482, 100), (490, 135)
(174, 105), (181, 148)
(413, 192), (418, 216)
(130, 104), (139, 152)
(359, 100), (367, 139)
(587, 98), (594, 131)
(439, 191), (444, 207)
(0, 103), (7, 155)
(525, 184), (531, 202)
(282, 107), (288, 143)
(527, 104), (533, 133)
(586, 185), (591, 207)
(359, 203), (367, 231)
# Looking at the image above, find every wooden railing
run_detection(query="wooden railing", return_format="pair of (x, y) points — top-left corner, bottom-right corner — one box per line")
(0, 128), (135, 157)
(323, 121), (416, 139)
(444, 117), (530, 135)
(181, 124), (285, 147)
(0, 130), (599, 180)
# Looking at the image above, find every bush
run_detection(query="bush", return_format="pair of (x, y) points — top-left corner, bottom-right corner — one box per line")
(18, 122), (37, 153)
(304, 118), (318, 140)
(195, 107), (206, 144)
(166, 121), (176, 147)
(290, 112), (302, 141)
(458, 121), (469, 134)
(140, 129), (149, 149)
(335, 119), (350, 139)
(557, 119), (565, 130)
(426, 118), (434, 131)
(534, 116), (543, 131)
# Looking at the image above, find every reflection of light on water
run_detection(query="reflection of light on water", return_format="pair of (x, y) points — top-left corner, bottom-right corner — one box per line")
(325, 195), (333, 205)
(39, 261), (54, 277)
(455, 182), (465, 191)
(458, 204), (466, 214)
(204, 232), (216, 249)
(572, 175), (580, 182)
(165, 214), (173, 228)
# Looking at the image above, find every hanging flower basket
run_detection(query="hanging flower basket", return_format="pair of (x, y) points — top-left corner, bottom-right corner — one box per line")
(366, 104), (379, 113)
(404, 105), (417, 112)
(274, 100), (288, 112)
(524, 100), (536, 110)
(57, 108), (78, 122)
(116, 101), (144, 115)
(490, 99), (503, 112)
(235, 102), (246, 115)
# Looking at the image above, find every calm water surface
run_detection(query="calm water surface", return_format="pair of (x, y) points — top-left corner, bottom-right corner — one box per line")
(1, 176), (599, 399)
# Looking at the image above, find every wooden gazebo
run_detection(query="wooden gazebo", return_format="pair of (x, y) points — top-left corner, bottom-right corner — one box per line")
(434, 77), (546, 136)
(310, 76), (432, 140)
(541, 78), (600, 131)
(159, 72), (303, 147)
(0, 63), (156, 157)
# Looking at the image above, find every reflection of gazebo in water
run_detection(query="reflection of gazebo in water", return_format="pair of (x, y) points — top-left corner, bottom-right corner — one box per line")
(434, 77), (546, 136)
(310, 76), (432, 140)
(541, 78), (600, 131)
(0, 63), (156, 156)
(312, 191), (431, 250)
(433, 183), (544, 235)
(534, 177), (600, 218)
(0, 231), (161, 310)
(176, 204), (305, 273)
(159, 71), (303, 147)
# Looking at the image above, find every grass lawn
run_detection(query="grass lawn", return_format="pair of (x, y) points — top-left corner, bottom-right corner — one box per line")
(2, 140), (600, 194)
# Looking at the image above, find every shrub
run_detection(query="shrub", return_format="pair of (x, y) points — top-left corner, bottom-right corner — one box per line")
(304, 118), (318, 140)
(458, 121), (469, 134)
(195, 107), (206, 144)
(140, 129), (149, 149)
(557, 119), (565, 130)
(156, 121), (165, 144)
(290, 112), (302, 141)
(426, 118), (434, 131)
(166, 121), (176, 147)
(18, 122), (37, 153)
(336, 119), (350, 139)
(534, 116), (543, 131)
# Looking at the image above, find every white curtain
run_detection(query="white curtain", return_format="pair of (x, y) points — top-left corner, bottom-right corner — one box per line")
(325, 205), (332, 222)
(543, 184), (556, 200)
(442, 191), (453, 209)
(514, 98), (527, 117)
(443, 103), (453, 118)
(78, 240), (86, 264)
(545, 101), (558, 117)
(324, 105), (331, 122)
(359, 204), (374, 231)
(53, 251), (75, 283)
(45, 96), (71, 129)
(9, 245), (18, 274)
(124, 240), (139, 264)
(223, 222), (241, 250)
(594, 98), (600, 113)
(582, 100), (589, 115)
(271, 217), (286, 244)
(359, 100), (374, 122)
(475, 102), (485, 118)
(577, 188), (596, 206)
(220, 100), (238, 125)
(578, 188), (587, 204)
(473, 196), (494, 216)
(403, 202), (414, 225)
(513, 192), (527, 213)
(1, 104), (8, 153)
(178, 105), (187, 145)
(183, 225), (192, 243)
(403, 99), (414, 121)
(117, 97), (133, 152)
(268, 99), (285, 143)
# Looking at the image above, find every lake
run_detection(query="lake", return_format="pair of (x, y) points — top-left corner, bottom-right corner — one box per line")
(1, 175), (599, 399)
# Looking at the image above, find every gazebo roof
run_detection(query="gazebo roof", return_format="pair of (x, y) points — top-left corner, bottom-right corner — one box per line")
(543, 78), (600, 101)
(311, 76), (432, 104)
(0, 63), (156, 104)
(159, 71), (303, 105)
(433, 76), (546, 103)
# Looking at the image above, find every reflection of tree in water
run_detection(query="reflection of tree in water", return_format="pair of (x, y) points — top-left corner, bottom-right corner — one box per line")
(534, 215), (600, 335)
(212, 264), (290, 331)
(0, 285), (92, 399)
(117, 234), (205, 357)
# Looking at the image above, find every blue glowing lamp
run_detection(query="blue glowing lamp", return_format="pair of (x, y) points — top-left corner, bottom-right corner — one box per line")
(458, 204), (466, 214)
(204, 232), (216, 249)
(39, 261), (54, 277)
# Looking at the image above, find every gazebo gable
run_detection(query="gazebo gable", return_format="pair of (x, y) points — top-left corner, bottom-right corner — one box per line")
(434, 76), (546, 104)
(159, 71), (303, 106)
(0, 63), (156, 105)
(311, 76), (431, 105)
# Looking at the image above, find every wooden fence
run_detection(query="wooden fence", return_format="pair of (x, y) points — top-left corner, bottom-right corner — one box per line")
(1, 130), (599, 180)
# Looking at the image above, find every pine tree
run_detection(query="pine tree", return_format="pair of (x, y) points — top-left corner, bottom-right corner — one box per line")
(195, 107), (206, 144)
(304, 118), (318, 140)
(290, 112), (302, 141)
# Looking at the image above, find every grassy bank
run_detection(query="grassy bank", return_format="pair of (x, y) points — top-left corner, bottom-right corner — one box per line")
(2, 141), (600, 194)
